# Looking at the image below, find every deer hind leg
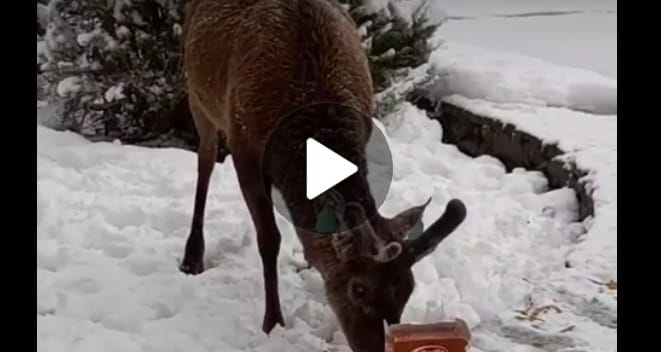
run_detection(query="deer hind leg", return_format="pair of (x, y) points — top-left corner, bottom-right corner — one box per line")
(232, 148), (285, 334)
(180, 101), (218, 275)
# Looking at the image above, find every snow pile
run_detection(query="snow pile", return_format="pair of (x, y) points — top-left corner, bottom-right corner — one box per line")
(426, 43), (617, 115)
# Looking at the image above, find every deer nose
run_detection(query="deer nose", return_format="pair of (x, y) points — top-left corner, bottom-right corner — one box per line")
(350, 342), (385, 352)
(382, 312), (401, 325)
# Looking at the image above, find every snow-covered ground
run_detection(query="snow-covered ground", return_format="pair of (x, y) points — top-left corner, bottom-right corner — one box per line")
(37, 2), (616, 351)
(37, 103), (612, 352)
(435, 0), (617, 79)
(37, 99), (617, 352)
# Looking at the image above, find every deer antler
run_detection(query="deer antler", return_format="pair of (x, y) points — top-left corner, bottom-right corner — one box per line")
(400, 199), (467, 266)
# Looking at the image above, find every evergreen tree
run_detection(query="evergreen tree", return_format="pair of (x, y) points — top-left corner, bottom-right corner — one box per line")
(38, 0), (187, 143)
(338, 0), (441, 93)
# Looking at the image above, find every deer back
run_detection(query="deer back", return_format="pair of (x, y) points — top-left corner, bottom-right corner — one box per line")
(182, 0), (375, 150)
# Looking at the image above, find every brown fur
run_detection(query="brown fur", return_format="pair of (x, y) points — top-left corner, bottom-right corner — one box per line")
(179, 1), (467, 351)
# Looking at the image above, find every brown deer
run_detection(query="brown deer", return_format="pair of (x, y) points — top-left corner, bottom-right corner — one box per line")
(180, 1), (467, 351)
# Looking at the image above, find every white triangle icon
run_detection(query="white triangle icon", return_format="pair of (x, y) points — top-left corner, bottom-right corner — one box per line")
(306, 138), (358, 200)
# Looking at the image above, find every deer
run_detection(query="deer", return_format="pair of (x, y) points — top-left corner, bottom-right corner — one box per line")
(179, 1), (467, 351)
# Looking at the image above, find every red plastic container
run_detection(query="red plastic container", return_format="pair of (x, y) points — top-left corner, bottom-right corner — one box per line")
(385, 318), (471, 352)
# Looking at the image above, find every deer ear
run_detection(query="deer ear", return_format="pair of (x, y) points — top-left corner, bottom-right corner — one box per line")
(373, 242), (402, 262)
(389, 197), (431, 240)
(332, 203), (404, 263)
(404, 199), (467, 265)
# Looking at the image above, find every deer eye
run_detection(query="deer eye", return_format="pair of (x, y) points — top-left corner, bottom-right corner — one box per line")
(350, 280), (368, 298)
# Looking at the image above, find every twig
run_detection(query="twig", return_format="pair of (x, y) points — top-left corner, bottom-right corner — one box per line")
(514, 304), (562, 322)
(39, 66), (102, 75)
(88, 101), (122, 111)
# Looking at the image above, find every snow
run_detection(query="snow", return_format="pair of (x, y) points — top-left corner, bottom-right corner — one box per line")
(105, 85), (126, 102)
(37, 3), (49, 25)
(116, 26), (132, 38)
(77, 32), (96, 46)
(427, 42), (617, 115)
(57, 77), (82, 97)
(434, 0), (615, 21)
(37, 40), (49, 64)
(433, 0), (617, 78)
(37, 95), (615, 351)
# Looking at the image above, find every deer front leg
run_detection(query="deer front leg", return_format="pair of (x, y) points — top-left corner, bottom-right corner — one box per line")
(233, 151), (285, 334)
(180, 104), (218, 275)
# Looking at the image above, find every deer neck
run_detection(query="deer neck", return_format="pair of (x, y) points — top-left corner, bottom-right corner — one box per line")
(262, 101), (378, 278)
(286, 172), (380, 280)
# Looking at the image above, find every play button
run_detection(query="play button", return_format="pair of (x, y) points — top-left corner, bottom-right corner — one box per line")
(306, 138), (358, 200)
(262, 102), (394, 233)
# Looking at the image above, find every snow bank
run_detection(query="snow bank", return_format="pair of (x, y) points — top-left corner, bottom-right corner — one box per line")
(443, 95), (616, 269)
(442, 94), (617, 347)
(426, 43), (617, 115)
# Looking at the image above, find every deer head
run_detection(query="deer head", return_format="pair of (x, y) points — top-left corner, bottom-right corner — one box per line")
(320, 198), (467, 352)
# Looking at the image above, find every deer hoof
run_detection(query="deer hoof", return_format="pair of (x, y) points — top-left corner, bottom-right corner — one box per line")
(179, 260), (205, 275)
(262, 311), (285, 334)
